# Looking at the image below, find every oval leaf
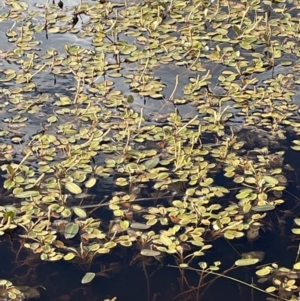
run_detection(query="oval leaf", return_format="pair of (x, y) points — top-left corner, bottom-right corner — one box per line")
(143, 157), (160, 169)
(252, 205), (275, 212)
(64, 222), (79, 239)
(235, 258), (259, 266)
(73, 207), (87, 218)
(85, 177), (96, 188)
(65, 182), (82, 194)
(160, 234), (172, 246)
(130, 222), (151, 230)
(81, 272), (95, 284)
(141, 249), (161, 257)
(15, 190), (40, 198)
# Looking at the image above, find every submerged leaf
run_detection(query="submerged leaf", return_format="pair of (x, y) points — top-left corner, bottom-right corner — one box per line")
(81, 272), (95, 284)
(252, 205), (275, 212)
(64, 222), (79, 239)
(141, 249), (161, 256)
(130, 222), (151, 230)
(235, 258), (259, 266)
(143, 157), (160, 169)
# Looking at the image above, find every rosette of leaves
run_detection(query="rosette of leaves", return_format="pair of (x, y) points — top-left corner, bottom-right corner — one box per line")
(0, 280), (23, 301)
(256, 264), (299, 298)
(224, 149), (286, 213)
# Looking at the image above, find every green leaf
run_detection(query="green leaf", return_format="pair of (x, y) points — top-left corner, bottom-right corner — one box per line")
(292, 228), (300, 235)
(81, 272), (95, 284)
(263, 176), (278, 186)
(6, 165), (15, 176)
(233, 25), (242, 36)
(15, 190), (40, 198)
(291, 145), (300, 151)
(120, 220), (129, 230)
(65, 182), (82, 194)
(252, 205), (275, 212)
(235, 258), (259, 266)
(244, 177), (256, 184)
(64, 222), (79, 239)
(179, 263), (188, 268)
(143, 157), (160, 169)
(292, 140), (300, 146)
(104, 242), (117, 249)
(236, 188), (252, 199)
(85, 177), (96, 188)
(73, 207), (87, 218)
(141, 249), (161, 256)
(130, 222), (151, 230)
(160, 234), (172, 246)
(127, 95), (134, 103)
(64, 253), (75, 261)
(293, 262), (300, 270)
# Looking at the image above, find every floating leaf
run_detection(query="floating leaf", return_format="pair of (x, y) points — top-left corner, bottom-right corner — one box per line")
(104, 242), (117, 249)
(291, 145), (300, 151)
(265, 286), (276, 293)
(263, 176), (278, 186)
(120, 220), (129, 230)
(199, 262), (207, 269)
(73, 207), (87, 218)
(65, 182), (82, 194)
(15, 190), (40, 198)
(81, 272), (95, 284)
(64, 253), (75, 261)
(292, 228), (300, 235)
(179, 263), (188, 268)
(256, 267), (272, 276)
(233, 25), (242, 36)
(160, 234), (172, 246)
(294, 262), (300, 270)
(244, 177), (256, 184)
(6, 165), (15, 176)
(85, 177), (96, 188)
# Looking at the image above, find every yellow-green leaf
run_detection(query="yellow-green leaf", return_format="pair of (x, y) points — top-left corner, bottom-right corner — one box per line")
(65, 182), (82, 194)
(160, 234), (172, 246)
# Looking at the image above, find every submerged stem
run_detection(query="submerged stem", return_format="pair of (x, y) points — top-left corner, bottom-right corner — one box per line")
(143, 261), (150, 301)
